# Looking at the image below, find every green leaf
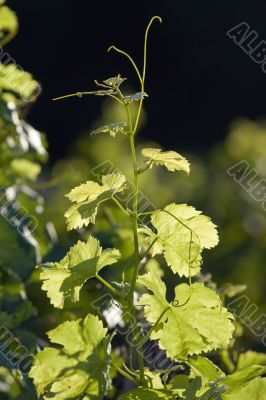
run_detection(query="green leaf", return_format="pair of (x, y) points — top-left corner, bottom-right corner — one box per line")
(0, 218), (36, 280)
(188, 356), (225, 384)
(0, 4), (18, 46)
(167, 374), (190, 396)
(10, 159), (41, 180)
(237, 351), (266, 370)
(141, 148), (190, 173)
(219, 283), (247, 298)
(0, 367), (23, 398)
(222, 365), (266, 390)
(118, 388), (174, 399)
(39, 236), (120, 308)
(138, 271), (234, 360)
(29, 314), (112, 400)
(64, 172), (126, 230)
(0, 64), (40, 102)
(222, 377), (266, 400)
(142, 203), (219, 277)
(91, 122), (127, 138)
(124, 92), (148, 104)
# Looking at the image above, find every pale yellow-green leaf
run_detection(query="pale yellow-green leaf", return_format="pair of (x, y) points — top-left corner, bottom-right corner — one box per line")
(29, 314), (112, 400)
(143, 203), (219, 277)
(141, 147), (190, 173)
(39, 236), (120, 308)
(138, 271), (234, 360)
(64, 172), (126, 230)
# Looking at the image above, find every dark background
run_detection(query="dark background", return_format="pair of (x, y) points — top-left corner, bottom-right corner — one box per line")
(7, 0), (266, 161)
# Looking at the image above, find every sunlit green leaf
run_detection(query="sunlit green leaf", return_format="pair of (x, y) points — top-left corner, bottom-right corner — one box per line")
(141, 148), (190, 173)
(65, 172), (126, 230)
(138, 271), (234, 360)
(29, 314), (112, 399)
(142, 203), (219, 277)
(39, 236), (120, 308)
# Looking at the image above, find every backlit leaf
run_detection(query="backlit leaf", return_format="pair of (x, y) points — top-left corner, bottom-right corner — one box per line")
(142, 203), (219, 277)
(29, 314), (112, 399)
(141, 148), (190, 173)
(138, 271), (234, 360)
(64, 172), (126, 230)
(39, 236), (120, 308)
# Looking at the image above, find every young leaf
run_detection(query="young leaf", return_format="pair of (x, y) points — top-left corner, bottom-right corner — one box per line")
(138, 271), (234, 360)
(64, 172), (126, 230)
(29, 314), (113, 400)
(142, 203), (219, 277)
(39, 236), (120, 308)
(124, 92), (148, 104)
(103, 75), (126, 88)
(141, 148), (190, 173)
(91, 122), (127, 138)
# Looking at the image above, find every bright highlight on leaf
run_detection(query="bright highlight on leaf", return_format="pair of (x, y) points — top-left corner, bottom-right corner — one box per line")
(138, 271), (234, 360)
(142, 203), (219, 277)
(141, 148), (190, 173)
(29, 314), (112, 399)
(64, 172), (126, 230)
(38, 236), (120, 308)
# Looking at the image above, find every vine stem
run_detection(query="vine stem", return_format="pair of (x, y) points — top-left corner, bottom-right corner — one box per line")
(127, 132), (145, 383)
(111, 363), (138, 385)
(111, 196), (131, 217)
(96, 274), (120, 297)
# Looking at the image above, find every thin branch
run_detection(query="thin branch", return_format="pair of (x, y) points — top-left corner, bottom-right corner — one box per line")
(108, 45), (143, 87)
(111, 363), (138, 385)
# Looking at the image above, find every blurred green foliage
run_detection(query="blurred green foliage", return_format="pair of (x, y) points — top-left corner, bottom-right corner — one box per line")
(0, 2), (266, 398)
